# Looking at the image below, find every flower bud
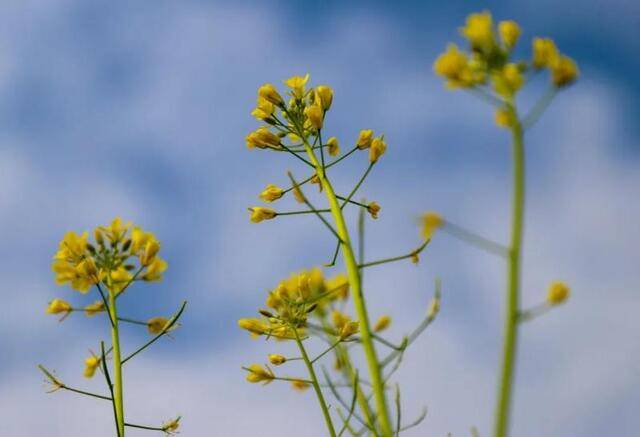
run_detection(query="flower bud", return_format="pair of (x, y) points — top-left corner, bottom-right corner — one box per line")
(421, 212), (444, 240)
(326, 136), (340, 156)
(314, 85), (333, 110)
(268, 354), (287, 366)
(367, 201), (381, 219)
(546, 281), (570, 305)
(498, 20), (520, 49)
(356, 129), (374, 149)
(304, 103), (324, 130)
(373, 315), (391, 333)
(369, 136), (387, 163)
(249, 207), (277, 223)
(258, 83), (284, 106)
(259, 184), (284, 203)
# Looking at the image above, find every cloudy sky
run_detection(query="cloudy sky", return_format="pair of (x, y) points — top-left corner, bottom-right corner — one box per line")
(1, 1), (638, 436)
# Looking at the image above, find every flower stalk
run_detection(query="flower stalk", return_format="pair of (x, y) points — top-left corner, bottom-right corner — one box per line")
(109, 288), (126, 436)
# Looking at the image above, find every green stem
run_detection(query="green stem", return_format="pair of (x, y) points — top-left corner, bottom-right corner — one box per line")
(109, 291), (126, 436)
(302, 140), (393, 436)
(494, 103), (524, 437)
(294, 330), (337, 437)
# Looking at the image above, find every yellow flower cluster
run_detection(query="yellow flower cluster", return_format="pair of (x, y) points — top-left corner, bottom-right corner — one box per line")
(434, 11), (578, 93)
(51, 218), (167, 294)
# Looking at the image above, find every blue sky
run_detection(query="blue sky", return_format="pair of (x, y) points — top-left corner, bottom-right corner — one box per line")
(1, 1), (638, 436)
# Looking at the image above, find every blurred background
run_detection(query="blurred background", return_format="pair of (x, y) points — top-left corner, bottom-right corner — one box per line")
(1, 1), (638, 436)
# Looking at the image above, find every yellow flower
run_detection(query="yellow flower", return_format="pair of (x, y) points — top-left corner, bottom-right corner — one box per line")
(460, 11), (494, 52)
(532, 37), (559, 69)
(142, 258), (168, 282)
(373, 315), (391, 333)
(53, 231), (88, 263)
(147, 316), (170, 335)
(258, 83), (284, 106)
(551, 56), (579, 87)
(304, 103), (324, 130)
(162, 417), (181, 434)
(433, 44), (479, 89)
(268, 354), (287, 366)
(130, 227), (156, 254)
(109, 266), (133, 293)
(83, 354), (101, 378)
(356, 129), (374, 149)
(314, 85), (333, 110)
(100, 217), (131, 244)
(284, 73), (310, 99)
(291, 379), (310, 391)
(325, 274), (349, 300)
(259, 184), (284, 202)
(421, 212), (444, 240)
(367, 201), (381, 219)
(52, 261), (93, 293)
(140, 239), (160, 266)
(245, 127), (281, 149)
(238, 318), (269, 336)
(245, 363), (275, 384)
(498, 20), (521, 49)
(322, 137), (338, 158)
(332, 310), (351, 331)
(46, 298), (72, 315)
(249, 206), (277, 223)
(84, 300), (105, 317)
(339, 321), (359, 339)
(495, 108), (515, 128)
(369, 136), (387, 163)
(251, 97), (275, 120)
(292, 185), (305, 203)
(546, 281), (570, 305)
(493, 63), (524, 98)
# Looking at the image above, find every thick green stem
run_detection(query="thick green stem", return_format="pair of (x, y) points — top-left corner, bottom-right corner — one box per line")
(494, 104), (524, 437)
(109, 291), (126, 436)
(294, 330), (337, 437)
(302, 141), (393, 436)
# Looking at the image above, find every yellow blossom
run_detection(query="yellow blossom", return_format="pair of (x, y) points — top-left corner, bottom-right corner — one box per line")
(291, 379), (310, 391)
(460, 11), (494, 52)
(84, 300), (105, 317)
(546, 281), (570, 305)
(369, 136), (387, 163)
(245, 363), (275, 384)
(46, 298), (72, 315)
(249, 206), (277, 223)
(325, 274), (349, 300)
(83, 354), (101, 378)
(304, 103), (324, 130)
(326, 136), (340, 156)
(339, 321), (359, 339)
(366, 201), (381, 219)
(356, 129), (374, 149)
(551, 56), (579, 87)
(258, 83), (284, 106)
(532, 37), (559, 69)
(147, 317), (170, 335)
(101, 217), (131, 244)
(493, 63), (524, 98)
(251, 97), (275, 120)
(421, 212), (444, 240)
(433, 44), (480, 88)
(110, 266), (133, 293)
(498, 20), (521, 49)
(140, 239), (160, 266)
(373, 315), (391, 333)
(142, 258), (168, 282)
(238, 318), (270, 336)
(495, 108), (516, 128)
(130, 227), (156, 254)
(52, 261), (93, 293)
(314, 85), (333, 110)
(268, 354), (287, 366)
(284, 74), (310, 99)
(259, 184), (284, 202)
(332, 310), (351, 331)
(246, 127), (281, 149)
(53, 231), (88, 263)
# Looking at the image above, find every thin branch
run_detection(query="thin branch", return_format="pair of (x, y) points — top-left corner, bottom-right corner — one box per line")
(340, 163), (375, 210)
(337, 371), (360, 437)
(327, 146), (358, 168)
(399, 407), (428, 432)
(522, 86), (557, 130)
(443, 221), (508, 258)
(324, 239), (341, 267)
(358, 239), (430, 269)
(96, 283), (115, 327)
(100, 341), (121, 437)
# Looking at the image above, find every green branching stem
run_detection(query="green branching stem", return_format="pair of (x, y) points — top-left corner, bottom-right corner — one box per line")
(494, 101), (525, 437)
(358, 240), (430, 269)
(108, 288), (126, 436)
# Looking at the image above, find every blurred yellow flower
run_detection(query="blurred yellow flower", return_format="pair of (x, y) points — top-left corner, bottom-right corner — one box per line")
(245, 363), (275, 384)
(251, 97), (275, 121)
(259, 184), (284, 203)
(356, 129), (374, 149)
(373, 315), (391, 333)
(147, 317), (170, 335)
(258, 83), (283, 106)
(551, 56), (579, 87)
(246, 127), (281, 149)
(421, 212), (444, 240)
(83, 354), (101, 378)
(291, 379), (311, 391)
(326, 136), (340, 156)
(268, 354), (287, 366)
(369, 136), (387, 163)
(499, 20), (521, 49)
(84, 300), (106, 317)
(460, 11), (494, 51)
(314, 85), (333, 110)
(546, 281), (570, 305)
(304, 103), (324, 130)
(249, 207), (277, 223)
(46, 298), (72, 315)
(367, 201), (381, 219)
(284, 74), (310, 99)
(532, 37), (559, 69)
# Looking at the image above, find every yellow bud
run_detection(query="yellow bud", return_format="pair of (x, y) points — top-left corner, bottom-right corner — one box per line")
(421, 212), (444, 240)
(495, 108), (515, 128)
(551, 56), (579, 87)
(259, 184), (284, 203)
(460, 11), (494, 52)
(356, 129), (374, 149)
(268, 354), (287, 366)
(245, 363), (274, 384)
(245, 127), (281, 149)
(314, 85), (333, 110)
(141, 240), (160, 266)
(367, 201), (381, 219)
(546, 281), (570, 305)
(83, 354), (101, 378)
(369, 136), (387, 163)
(251, 97), (275, 121)
(326, 136), (340, 156)
(142, 257), (167, 282)
(84, 300), (105, 317)
(532, 37), (559, 69)
(258, 83), (284, 106)
(304, 103), (324, 130)
(46, 298), (72, 315)
(238, 318), (269, 336)
(498, 20), (520, 49)
(249, 207), (277, 223)
(339, 321), (359, 339)
(373, 315), (391, 333)
(147, 316), (171, 335)
(493, 63), (524, 98)
(291, 379), (310, 391)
